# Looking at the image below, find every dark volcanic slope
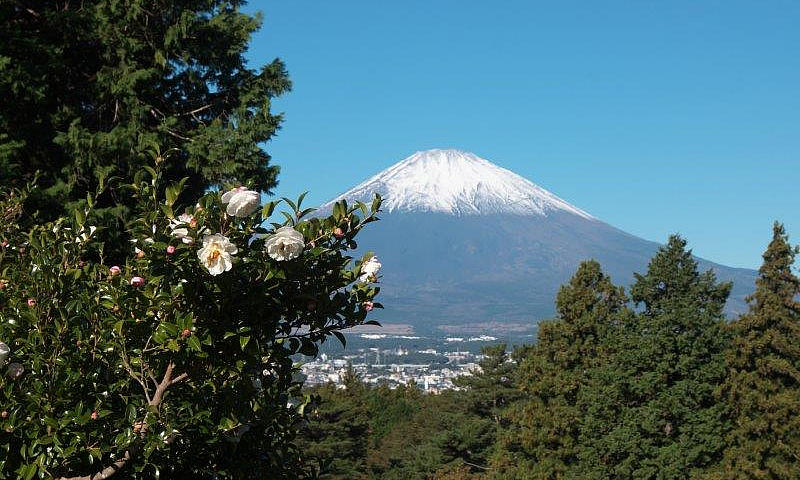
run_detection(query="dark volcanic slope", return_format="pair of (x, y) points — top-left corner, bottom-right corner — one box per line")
(358, 211), (755, 329)
(320, 149), (756, 332)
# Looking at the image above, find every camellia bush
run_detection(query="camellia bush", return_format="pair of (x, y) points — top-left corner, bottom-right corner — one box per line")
(0, 155), (382, 479)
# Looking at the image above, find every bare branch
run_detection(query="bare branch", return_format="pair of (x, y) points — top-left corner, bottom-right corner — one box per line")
(56, 450), (130, 480)
(56, 362), (188, 480)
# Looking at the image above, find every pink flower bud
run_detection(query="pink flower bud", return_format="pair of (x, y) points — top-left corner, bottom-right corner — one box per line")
(0, 241), (7, 248)
(333, 227), (344, 238)
(363, 301), (374, 312)
(130, 276), (145, 287)
(166, 245), (176, 255)
(27, 298), (36, 308)
(0, 280), (7, 290)
(135, 247), (145, 259)
(91, 411), (99, 420)
(109, 266), (121, 276)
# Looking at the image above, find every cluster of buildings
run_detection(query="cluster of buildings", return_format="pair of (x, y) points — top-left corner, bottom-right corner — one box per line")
(300, 347), (483, 393)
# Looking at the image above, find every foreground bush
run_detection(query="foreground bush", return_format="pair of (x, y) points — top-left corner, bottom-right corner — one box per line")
(0, 159), (382, 479)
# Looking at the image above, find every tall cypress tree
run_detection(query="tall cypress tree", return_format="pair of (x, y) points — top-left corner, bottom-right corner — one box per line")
(577, 236), (731, 479)
(493, 260), (629, 479)
(708, 223), (800, 479)
(1, 1), (289, 220)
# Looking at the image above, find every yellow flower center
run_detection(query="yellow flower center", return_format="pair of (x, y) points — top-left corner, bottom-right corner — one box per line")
(206, 246), (222, 266)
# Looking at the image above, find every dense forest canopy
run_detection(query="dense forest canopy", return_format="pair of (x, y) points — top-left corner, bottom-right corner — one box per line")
(300, 227), (800, 480)
(0, 1), (289, 230)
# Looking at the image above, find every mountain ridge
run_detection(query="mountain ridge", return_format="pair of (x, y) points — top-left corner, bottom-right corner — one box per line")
(321, 149), (757, 330)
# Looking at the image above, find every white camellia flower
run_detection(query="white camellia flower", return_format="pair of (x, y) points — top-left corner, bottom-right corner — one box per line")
(0, 342), (9, 368)
(197, 234), (238, 276)
(359, 256), (382, 283)
(221, 186), (260, 218)
(264, 226), (305, 261)
(169, 213), (197, 244)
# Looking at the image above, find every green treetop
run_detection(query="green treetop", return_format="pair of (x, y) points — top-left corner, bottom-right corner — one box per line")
(577, 236), (732, 479)
(492, 260), (629, 479)
(0, 1), (289, 222)
(708, 223), (800, 479)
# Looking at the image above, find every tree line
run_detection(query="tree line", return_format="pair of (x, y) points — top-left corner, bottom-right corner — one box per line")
(300, 226), (800, 480)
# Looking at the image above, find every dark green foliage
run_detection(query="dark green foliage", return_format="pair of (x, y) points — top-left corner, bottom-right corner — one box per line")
(299, 345), (532, 480)
(295, 232), (800, 479)
(0, 1), (289, 223)
(577, 236), (732, 479)
(300, 368), (371, 479)
(708, 223), (800, 479)
(0, 172), (382, 479)
(493, 260), (629, 479)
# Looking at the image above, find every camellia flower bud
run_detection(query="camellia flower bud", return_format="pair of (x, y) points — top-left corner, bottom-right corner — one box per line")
(130, 276), (145, 287)
(109, 266), (121, 276)
(135, 247), (145, 259)
(363, 301), (374, 312)
(0, 410), (7, 419)
(333, 227), (344, 238)
(27, 298), (36, 308)
(181, 329), (191, 339)
(91, 411), (99, 420)
(0, 280), (7, 290)
(0, 240), (7, 248)
(166, 245), (176, 255)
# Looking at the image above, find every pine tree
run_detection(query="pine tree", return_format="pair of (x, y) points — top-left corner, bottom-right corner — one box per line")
(708, 223), (800, 479)
(492, 260), (629, 479)
(299, 368), (371, 479)
(455, 343), (524, 424)
(1, 1), (289, 221)
(577, 236), (732, 479)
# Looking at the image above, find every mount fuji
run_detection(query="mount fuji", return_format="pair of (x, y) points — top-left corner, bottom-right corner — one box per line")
(321, 149), (756, 334)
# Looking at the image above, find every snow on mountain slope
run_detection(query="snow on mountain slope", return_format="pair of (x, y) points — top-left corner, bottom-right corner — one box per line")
(316, 148), (757, 328)
(322, 149), (594, 219)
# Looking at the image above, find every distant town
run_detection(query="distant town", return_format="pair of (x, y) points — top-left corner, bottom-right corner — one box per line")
(300, 333), (507, 392)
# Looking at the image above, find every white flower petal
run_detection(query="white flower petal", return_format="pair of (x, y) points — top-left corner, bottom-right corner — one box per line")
(264, 226), (305, 261)
(197, 234), (237, 276)
(221, 187), (260, 218)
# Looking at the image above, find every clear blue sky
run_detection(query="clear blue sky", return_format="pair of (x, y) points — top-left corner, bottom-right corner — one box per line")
(246, 1), (799, 269)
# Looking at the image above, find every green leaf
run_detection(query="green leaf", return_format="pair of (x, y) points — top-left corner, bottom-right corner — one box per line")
(187, 335), (201, 352)
(332, 330), (346, 348)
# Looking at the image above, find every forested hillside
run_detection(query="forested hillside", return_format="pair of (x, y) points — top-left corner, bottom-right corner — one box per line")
(300, 225), (800, 480)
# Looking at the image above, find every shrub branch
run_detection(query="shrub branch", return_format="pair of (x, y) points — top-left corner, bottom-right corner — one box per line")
(56, 362), (187, 480)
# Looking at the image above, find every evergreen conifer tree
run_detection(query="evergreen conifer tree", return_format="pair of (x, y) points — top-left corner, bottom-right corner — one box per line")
(1, 1), (289, 222)
(708, 223), (800, 479)
(300, 367), (371, 479)
(577, 236), (731, 479)
(492, 260), (629, 479)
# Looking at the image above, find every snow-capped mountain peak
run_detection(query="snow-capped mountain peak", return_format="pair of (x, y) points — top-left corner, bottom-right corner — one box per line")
(323, 149), (594, 219)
